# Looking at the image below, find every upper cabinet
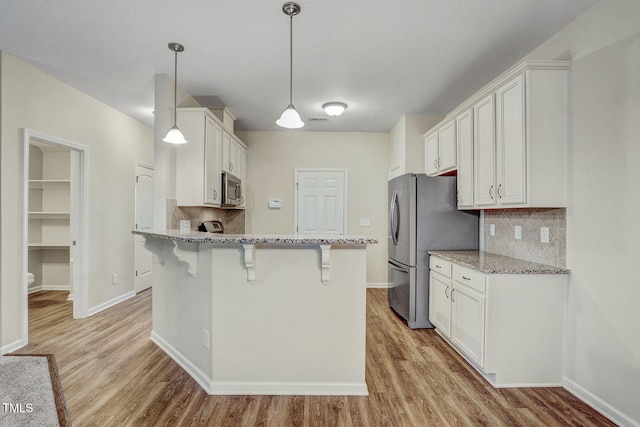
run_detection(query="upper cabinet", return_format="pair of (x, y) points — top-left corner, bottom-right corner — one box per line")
(455, 109), (474, 208)
(424, 60), (570, 209)
(176, 107), (247, 208)
(424, 120), (456, 176)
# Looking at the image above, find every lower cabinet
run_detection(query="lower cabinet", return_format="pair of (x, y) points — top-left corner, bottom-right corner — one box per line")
(429, 255), (567, 387)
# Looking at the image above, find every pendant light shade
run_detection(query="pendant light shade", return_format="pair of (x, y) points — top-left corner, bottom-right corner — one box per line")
(163, 42), (188, 144)
(277, 2), (304, 129)
(276, 104), (304, 128)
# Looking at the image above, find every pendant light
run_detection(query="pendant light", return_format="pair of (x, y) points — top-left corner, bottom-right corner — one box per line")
(276, 2), (304, 129)
(163, 42), (188, 144)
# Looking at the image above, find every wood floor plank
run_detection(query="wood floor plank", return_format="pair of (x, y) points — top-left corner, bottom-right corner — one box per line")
(13, 289), (617, 426)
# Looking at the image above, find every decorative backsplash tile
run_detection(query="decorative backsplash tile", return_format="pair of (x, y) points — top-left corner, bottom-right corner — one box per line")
(166, 199), (245, 234)
(482, 208), (566, 268)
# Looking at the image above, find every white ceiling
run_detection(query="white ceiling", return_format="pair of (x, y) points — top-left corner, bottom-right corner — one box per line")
(0, 0), (598, 132)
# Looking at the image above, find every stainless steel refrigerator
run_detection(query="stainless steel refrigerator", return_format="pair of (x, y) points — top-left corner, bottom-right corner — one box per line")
(388, 173), (479, 329)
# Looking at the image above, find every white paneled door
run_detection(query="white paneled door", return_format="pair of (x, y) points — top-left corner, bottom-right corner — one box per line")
(295, 169), (347, 235)
(134, 163), (154, 293)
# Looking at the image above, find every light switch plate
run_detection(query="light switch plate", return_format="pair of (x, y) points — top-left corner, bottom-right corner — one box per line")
(489, 224), (496, 236)
(515, 225), (522, 240)
(359, 218), (371, 227)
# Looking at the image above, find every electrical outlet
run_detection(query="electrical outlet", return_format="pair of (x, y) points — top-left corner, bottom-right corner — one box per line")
(540, 227), (550, 243)
(359, 218), (371, 227)
(202, 329), (210, 350)
(489, 224), (496, 236)
(514, 226), (522, 240)
(112, 273), (118, 285)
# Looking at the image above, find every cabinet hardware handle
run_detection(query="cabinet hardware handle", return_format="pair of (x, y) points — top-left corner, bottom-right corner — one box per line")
(489, 185), (494, 199)
(497, 184), (503, 199)
(451, 288), (455, 302)
(434, 159), (438, 170)
(435, 264), (441, 268)
(462, 276), (471, 280)
(445, 286), (449, 298)
(437, 158), (441, 169)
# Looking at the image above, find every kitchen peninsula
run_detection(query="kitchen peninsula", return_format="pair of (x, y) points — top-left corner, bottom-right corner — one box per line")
(132, 229), (377, 395)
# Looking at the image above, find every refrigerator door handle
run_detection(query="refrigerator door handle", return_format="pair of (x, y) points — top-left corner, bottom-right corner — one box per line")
(389, 191), (399, 246)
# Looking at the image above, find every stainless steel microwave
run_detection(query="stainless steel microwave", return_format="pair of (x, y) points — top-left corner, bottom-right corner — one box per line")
(221, 172), (242, 207)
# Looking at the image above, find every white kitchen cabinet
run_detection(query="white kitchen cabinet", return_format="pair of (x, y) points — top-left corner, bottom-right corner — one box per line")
(472, 63), (568, 208)
(424, 120), (456, 176)
(496, 74), (526, 205)
(473, 94), (496, 207)
(428, 254), (568, 387)
(176, 108), (222, 207)
(177, 107), (248, 208)
(222, 133), (247, 178)
(450, 278), (485, 368)
(204, 116), (223, 205)
(455, 109), (474, 208)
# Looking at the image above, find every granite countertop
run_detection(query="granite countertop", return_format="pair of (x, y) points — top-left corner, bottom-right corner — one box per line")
(132, 229), (378, 245)
(428, 250), (570, 274)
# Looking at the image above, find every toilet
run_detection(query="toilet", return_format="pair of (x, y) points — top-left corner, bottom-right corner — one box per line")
(27, 272), (35, 286)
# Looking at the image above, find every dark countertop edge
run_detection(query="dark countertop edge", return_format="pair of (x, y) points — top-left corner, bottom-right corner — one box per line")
(428, 250), (570, 275)
(132, 229), (378, 245)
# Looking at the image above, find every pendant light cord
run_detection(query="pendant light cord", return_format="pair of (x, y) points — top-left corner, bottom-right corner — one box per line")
(173, 49), (178, 126)
(289, 14), (293, 106)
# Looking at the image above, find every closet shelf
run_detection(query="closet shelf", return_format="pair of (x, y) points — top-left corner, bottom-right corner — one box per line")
(28, 212), (70, 219)
(28, 243), (70, 250)
(28, 180), (70, 189)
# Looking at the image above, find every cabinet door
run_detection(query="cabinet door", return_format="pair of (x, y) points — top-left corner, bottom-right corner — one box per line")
(204, 118), (222, 205)
(451, 283), (485, 368)
(473, 94), (496, 207)
(456, 109), (474, 208)
(424, 132), (439, 176)
(438, 120), (456, 173)
(496, 74), (526, 205)
(429, 271), (451, 337)
(221, 131), (232, 173)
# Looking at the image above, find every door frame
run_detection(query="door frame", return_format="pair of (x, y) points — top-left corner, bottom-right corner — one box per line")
(134, 161), (154, 293)
(293, 168), (348, 235)
(21, 128), (89, 343)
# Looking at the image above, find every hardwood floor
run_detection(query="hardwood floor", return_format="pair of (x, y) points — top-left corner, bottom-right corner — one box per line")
(15, 289), (614, 426)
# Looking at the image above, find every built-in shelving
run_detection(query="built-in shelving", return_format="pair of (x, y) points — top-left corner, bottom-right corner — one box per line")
(29, 179), (70, 189)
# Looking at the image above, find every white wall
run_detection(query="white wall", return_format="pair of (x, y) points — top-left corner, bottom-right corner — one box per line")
(0, 51), (154, 350)
(526, 1), (640, 424)
(240, 131), (389, 285)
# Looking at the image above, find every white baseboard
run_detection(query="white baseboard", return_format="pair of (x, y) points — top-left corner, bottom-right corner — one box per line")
(151, 331), (369, 396)
(42, 284), (71, 291)
(28, 285), (43, 294)
(87, 291), (136, 316)
(367, 282), (390, 288)
(210, 381), (369, 396)
(1, 338), (27, 355)
(563, 377), (638, 427)
(150, 331), (215, 393)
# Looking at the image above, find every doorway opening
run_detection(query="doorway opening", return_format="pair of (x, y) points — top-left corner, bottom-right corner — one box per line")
(21, 129), (89, 344)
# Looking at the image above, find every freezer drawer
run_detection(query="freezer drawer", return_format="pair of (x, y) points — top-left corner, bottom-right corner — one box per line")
(388, 260), (412, 323)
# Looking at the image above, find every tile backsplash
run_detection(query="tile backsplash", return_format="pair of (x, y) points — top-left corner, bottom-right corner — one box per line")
(166, 199), (245, 234)
(482, 208), (566, 268)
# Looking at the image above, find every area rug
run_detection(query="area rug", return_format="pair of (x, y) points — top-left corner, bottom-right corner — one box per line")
(0, 354), (71, 426)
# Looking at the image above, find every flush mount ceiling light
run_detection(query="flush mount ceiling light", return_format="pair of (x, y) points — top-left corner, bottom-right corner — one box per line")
(276, 2), (304, 129)
(163, 42), (188, 144)
(323, 102), (348, 117)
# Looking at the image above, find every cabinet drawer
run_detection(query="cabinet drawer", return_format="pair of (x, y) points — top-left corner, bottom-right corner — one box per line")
(452, 264), (485, 294)
(430, 257), (452, 278)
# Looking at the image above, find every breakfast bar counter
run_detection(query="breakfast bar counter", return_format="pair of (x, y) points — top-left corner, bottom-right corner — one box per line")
(132, 229), (377, 395)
